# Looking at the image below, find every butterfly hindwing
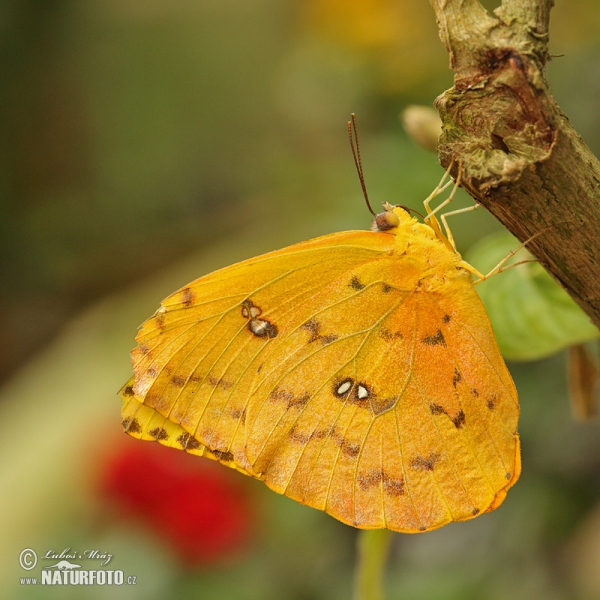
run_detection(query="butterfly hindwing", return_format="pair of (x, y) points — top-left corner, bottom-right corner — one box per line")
(120, 379), (251, 475)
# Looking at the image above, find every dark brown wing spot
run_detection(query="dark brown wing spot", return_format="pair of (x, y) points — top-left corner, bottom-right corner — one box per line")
(269, 386), (292, 403)
(472, 508), (480, 516)
(289, 425), (311, 444)
(452, 409), (466, 428)
(207, 375), (234, 390)
(149, 427), (169, 441)
(155, 315), (166, 330)
(472, 388), (480, 397)
(302, 319), (338, 345)
(358, 469), (405, 497)
(290, 425), (330, 445)
(452, 368), (462, 387)
(177, 432), (201, 451)
(505, 472), (511, 480)
(123, 385), (134, 397)
(487, 395), (498, 410)
(181, 287), (195, 307)
(269, 387), (310, 409)
(380, 328), (403, 342)
(320, 333), (339, 344)
(288, 425), (360, 457)
(329, 427), (361, 458)
(122, 417), (141, 434)
(422, 329), (446, 346)
(303, 319), (321, 342)
(383, 475), (405, 497)
(442, 314), (451, 324)
(430, 404), (465, 428)
(229, 408), (246, 424)
(310, 425), (360, 458)
(138, 344), (151, 356)
(411, 453), (440, 471)
(341, 441), (360, 458)
(212, 449), (234, 462)
(382, 283), (393, 293)
(349, 275), (365, 290)
(358, 469), (382, 490)
(171, 375), (186, 387)
(147, 366), (159, 378)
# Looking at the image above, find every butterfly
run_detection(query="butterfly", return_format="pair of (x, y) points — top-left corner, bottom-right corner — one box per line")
(120, 118), (520, 533)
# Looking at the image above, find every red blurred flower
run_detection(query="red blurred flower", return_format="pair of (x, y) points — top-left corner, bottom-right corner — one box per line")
(99, 439), (254, 565)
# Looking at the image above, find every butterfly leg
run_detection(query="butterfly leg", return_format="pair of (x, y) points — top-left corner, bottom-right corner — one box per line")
(462, 231), (546, 284)
(424, 162), (463, 223)
(439, 204), (480, 251)
(423, 162), (455, 219)
(423, 162), (463, 249)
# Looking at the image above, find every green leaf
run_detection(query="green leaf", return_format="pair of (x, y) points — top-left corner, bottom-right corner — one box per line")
(465, 231), (599, 361)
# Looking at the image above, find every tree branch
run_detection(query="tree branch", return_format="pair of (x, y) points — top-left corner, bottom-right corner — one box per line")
(430, 0), (600, 330)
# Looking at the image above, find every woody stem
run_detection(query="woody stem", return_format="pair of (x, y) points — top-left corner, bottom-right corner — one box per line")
(429, 0), (600, 329)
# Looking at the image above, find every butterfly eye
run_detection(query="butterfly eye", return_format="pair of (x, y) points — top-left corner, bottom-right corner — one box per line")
(374, 209), (400, 231)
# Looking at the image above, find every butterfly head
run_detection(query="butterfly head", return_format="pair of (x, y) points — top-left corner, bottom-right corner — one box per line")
(372, 202), (415, 232)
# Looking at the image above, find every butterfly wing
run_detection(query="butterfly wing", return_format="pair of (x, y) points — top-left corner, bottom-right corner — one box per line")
(128, 230), (399, 477)
(120, 379), (251, 475)
(126, 226), (520, 532)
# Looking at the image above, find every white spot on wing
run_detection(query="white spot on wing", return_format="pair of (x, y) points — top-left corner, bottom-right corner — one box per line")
(249, 319), (267, 335)
(337, 381), (352, 395)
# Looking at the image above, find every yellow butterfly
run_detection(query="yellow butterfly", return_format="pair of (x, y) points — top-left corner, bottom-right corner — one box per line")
(121, 118), (520, 533)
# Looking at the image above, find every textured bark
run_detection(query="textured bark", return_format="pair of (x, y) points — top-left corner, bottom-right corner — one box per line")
(430, 0), (600, 330)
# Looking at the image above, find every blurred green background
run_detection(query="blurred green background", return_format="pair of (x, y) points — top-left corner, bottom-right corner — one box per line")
(2, 0), (600, 598)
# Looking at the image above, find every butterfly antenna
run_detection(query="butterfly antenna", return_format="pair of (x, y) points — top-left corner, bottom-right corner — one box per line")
(348, 113), (375, 216)
(400, 205), (426, 220)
